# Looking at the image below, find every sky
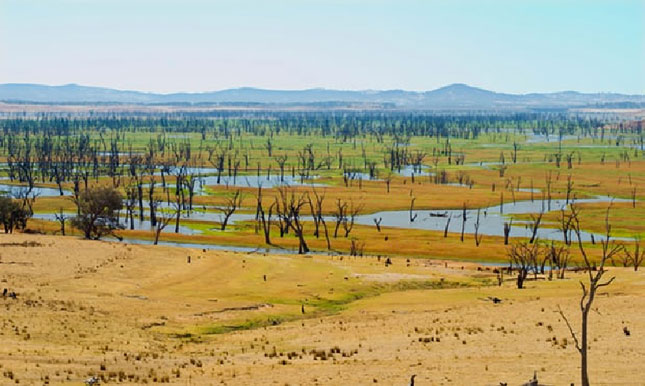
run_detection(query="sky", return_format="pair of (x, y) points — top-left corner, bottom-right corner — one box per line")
(0, 0), (643, 94)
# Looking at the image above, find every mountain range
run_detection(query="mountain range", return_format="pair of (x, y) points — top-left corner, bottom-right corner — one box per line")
(0, 83), (643, 110)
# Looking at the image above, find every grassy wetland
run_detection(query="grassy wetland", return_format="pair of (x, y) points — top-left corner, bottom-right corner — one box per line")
(1, 110), (645, 384)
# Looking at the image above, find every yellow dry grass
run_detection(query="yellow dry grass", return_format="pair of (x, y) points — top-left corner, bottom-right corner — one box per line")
(1, 233), (644, 385)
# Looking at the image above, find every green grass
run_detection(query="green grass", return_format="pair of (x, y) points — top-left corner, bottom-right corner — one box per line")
(193, 279), (476, 336)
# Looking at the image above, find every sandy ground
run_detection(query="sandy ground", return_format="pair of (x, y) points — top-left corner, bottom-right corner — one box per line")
(1, 233), (644, 385)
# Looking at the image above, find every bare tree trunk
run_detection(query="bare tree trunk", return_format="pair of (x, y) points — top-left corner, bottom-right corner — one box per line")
(503, 220), (512, 245)
(460, 203), (467, 242)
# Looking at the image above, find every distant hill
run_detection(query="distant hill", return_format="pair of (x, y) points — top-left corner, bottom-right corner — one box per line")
(0, 83), (643, 110)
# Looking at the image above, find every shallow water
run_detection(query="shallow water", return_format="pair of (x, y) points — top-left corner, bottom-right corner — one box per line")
(32, 212), (202, 235)
(354, 195), (632, 242)
(0, 184), (70, 197)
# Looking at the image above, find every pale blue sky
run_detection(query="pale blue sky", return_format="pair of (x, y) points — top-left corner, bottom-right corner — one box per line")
(0, 0), (643, 94)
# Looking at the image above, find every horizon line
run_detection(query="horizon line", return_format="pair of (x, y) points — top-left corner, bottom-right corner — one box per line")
(1, 82), (643, 97)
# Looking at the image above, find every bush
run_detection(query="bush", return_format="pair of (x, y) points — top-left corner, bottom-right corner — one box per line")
(71, 186), (124, 240)
(0, 195), (30, 233)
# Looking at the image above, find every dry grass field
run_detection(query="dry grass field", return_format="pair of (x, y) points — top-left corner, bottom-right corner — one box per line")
(1, 233), (644, 385)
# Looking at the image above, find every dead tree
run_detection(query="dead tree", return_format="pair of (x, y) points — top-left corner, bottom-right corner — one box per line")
(332, 199), (347, 238)
(474, 208), (483, 246)
(274, 186), (293, 237)
(342, 200), (363, 238)
(565, 175), (574, 204)
(219, 190), (242, 231)
(274, 154), (288, 182)
(265, 138), (273, 157)
(443, 216), (451, 238)
(528, 210), (544, 244)
(310, 189), (330, 248)
(208, 146), (227, 184)
(625, 238), (645, 271)
(558, 208), (575, 246)
(503, 220), (512, 245)
(306, 191), (320, 238)
(373, 217), (382, 232)
(349, 238), (365, 257)
(460, 203), (467, 242)
(54, 207), (69, 236)
(547, 242), (570, 280)
(173, 188), (183, 233)
(507, 241), (541, 289)
(384, 173), (393, 193)
(154, 204), (179, 245)
(123, 183), (137, 230)
(256, 186), (274, 245)
(13, 187), (38, 217)
(511, 141), (519, 164)
(280, 189), (310, 254)
(409, 196), (418, 222)
(566, 152), (574, 169)
(258, 201), (274, 245)
(128, 158), (145, 222)
(312, 190), (331, 250)
(558, 204), (624, 386)
(545, 171), (553, 211)
(148, 177), (157, 227)
(498, 164), (508, 178)
(183, 169), (199, 213)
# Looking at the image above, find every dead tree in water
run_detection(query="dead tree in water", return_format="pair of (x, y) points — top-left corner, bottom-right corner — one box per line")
(219, 190), (242, 231)
(558, 204), (624, 386)
(154, 203), (179, 245)
(148, 177), (157, 227)
(124, 183), (137, 230)
(273, 192), (289, 238)
(473, 208), (483, 246)
(208, 145), (227, 184)
(409, 196), (418, 222)
(183, 169), (199, 213)
(545, 171), (553, 211)
(274, 154), (288, 182)
(460, 203), (467, 242)
(558, 208), (575, 246)
(311, 189), (331, 249)
(285, 191), (310, 254)
(128, 157), (145, 222)
(503, 220), (512, 245)
(528, 210), (544, 244)
(443, 216), (451, 238)
(373, 217), (382, 232)
(255, 186), (274, 245)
